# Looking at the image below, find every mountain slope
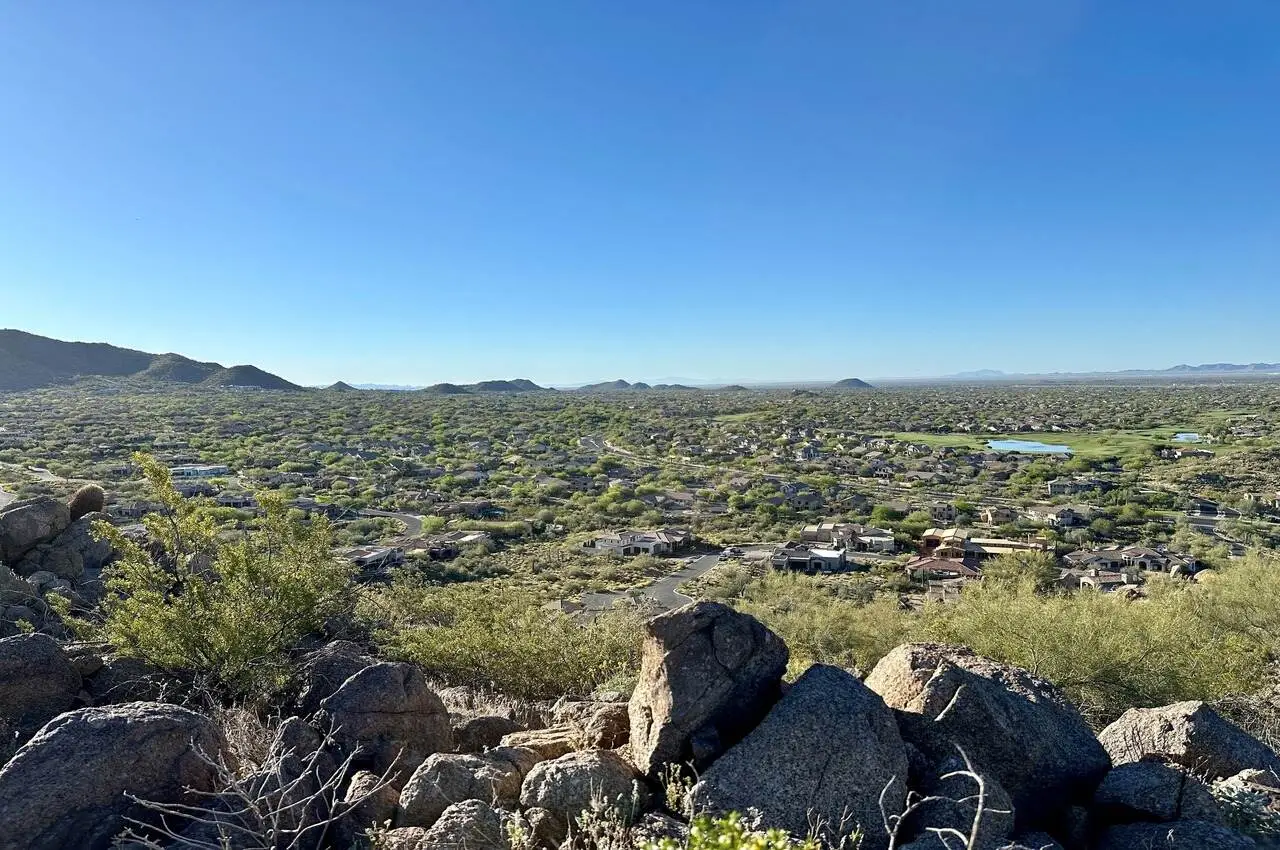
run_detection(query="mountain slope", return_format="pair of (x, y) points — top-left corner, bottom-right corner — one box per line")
(419, 378), (548, 395)
(578, 379), (636, 392)
(138, 353), (221, 383)
(203, 365), (301, 390)
(833, 378), (873, 389)
(0, 329), (300, 392)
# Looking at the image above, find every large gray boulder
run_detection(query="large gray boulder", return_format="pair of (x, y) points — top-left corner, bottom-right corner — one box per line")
(1094, 820), (1257, 850)
(176, 717), (338, 848)
(335, 769), (401, 848)
(422, 799), (514, 850)
(85, 653), (171, 705)
(319, 661), (452, 780)
(0, 564), (30, 604)
(901, 751), (1016, 850)
(520, 749), (647, 834)
(1099, 701), (1280, 781)
(397, 747), (537, 828)
(628, 601), (788, 776)
(0, 701), (228, 850)
(690, 664), (908, 850)
(865, 643), (1109, 828)
(15, 512), (114, 580)
(0, 497), (70, 565)
(295, 639), (377, 715)
(0, 633), (81, 733)
(555, 699), (630, 750)
(453, 714), (524, 753)
(1091, 761), (1223, 826)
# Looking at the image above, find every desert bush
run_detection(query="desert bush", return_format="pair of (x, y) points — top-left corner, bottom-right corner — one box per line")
(978, 550), (1060, 591)
(920, 576), (1263, 725)
(365, 577), (647, 701)
(714, 572), (915, 676)
(641, 813), (821, 850)
(79, 453), (357, 699)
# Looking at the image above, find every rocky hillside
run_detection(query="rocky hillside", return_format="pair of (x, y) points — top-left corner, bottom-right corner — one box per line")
(2, 484), (1279, 850)
(0, 329), (300, 392)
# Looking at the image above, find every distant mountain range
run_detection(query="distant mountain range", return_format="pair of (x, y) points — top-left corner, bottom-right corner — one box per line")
(6, 329), (1274, 394)
(0, 330), (300, 392)
(936, 363), (1280, 382)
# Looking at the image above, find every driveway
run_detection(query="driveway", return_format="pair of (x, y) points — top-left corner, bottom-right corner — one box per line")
(582, 554), (722, 612)
(359, 508), (424, 537)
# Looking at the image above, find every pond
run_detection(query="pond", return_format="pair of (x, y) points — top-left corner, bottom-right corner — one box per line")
(987, 439), (1073, 455)
(1172, 432), (1203, 443)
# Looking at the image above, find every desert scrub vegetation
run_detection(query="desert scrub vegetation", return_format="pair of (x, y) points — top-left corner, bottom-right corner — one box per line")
(917, 575), (1263, 725)
(702, 568), (914, 676)
(708, 555), (1280, 726)
(67, 453), (357, 699)
(363, 575), (649, 701)
(641, 813), (824, 850)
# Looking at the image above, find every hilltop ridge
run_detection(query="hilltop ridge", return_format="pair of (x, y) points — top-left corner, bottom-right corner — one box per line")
(0, 330), (300, 392)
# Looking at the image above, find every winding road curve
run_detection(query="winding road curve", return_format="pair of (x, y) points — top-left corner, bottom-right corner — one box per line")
(581, 554), (722, 612)
(359, 508), (425, 538)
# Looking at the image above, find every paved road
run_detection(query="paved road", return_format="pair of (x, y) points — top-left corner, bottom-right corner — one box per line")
(359, 508), (424, 537)
(582, 554), (722, 612)
(0, 484), (14, 509)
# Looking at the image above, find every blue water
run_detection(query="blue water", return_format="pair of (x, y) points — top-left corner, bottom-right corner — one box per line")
(987, 439), (1073, 455)
(1172, 432), (1202, 443)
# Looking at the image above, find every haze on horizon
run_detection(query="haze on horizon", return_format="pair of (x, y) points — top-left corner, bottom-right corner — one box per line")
(1, 2), (1278, 387)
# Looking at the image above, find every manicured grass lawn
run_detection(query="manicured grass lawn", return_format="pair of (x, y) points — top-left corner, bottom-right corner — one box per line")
(892, 429), (1255, 460)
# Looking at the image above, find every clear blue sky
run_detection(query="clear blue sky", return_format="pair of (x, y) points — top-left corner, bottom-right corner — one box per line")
(2, 2), (1278, 386)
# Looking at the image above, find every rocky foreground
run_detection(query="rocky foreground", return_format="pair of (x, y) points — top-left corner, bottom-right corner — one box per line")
(3, 493), (1280, 849)
(1, 602), (1279, 849)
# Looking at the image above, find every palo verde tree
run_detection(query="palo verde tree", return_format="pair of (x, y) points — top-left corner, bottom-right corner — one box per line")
(76, 453), (356, 699)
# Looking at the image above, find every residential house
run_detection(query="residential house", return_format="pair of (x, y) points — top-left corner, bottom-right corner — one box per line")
(421, 530), (496, 560)
(799, 522), (841, 544)
(906, 556), (983, 581)
(345, 546), (405, 578)
(929, 503), (957, 524)
(1058, 567), (1138, 593)
(1064, 549), (1128, 572)
(771, 543), (847, 573)
(843, 525), (896, 553)
(169, 464), (231, 479)
(921, 528), (1049, 562)
(108, 501), (163, 521)
(583, 529), (692, 557)
(1025, 505), (1092, 528)
(980, 505), (1019, 526)
(1046, 477), (1110, 498)
(214, 492), (257, 510)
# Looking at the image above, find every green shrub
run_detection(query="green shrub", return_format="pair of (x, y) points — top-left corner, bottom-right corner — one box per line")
(920, 576), (1263, 725)
(366, 577), (645, 701)
(709, 571), (915, 676)
(371, 578), (650, 701)
(82, 453), (356, 698)
(641, 813), (825, 850)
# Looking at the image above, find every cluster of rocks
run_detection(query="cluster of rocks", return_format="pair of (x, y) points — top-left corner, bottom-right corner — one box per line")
(0, 491), (114, 636)
(4, 600), (1280, 849)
